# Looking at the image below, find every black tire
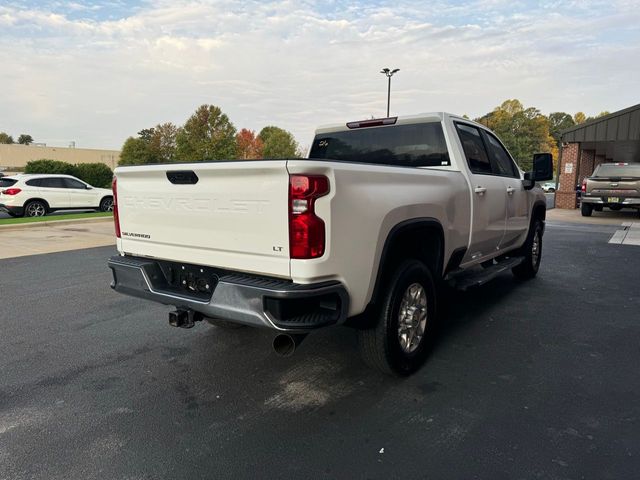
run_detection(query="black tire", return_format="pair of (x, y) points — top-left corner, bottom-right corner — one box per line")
(357, 259), (438, 376)
(581, 203), (593, 217)
(24, 200), (47, 218)
(99, 196), (114, 213)
(609, 205), (623, 211)
(512, 218), (543, 280)
(594, 205), (603, 212)
(205, 318), (245, 329)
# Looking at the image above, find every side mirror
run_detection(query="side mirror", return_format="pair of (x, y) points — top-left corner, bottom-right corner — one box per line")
(523, 172), (535, 190)
(532, 153), (553, 181)
(85, 185), (92, 190)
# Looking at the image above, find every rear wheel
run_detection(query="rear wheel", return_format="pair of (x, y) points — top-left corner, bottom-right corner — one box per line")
(357, 259), (437, 376)
(594, 205), (603, 212)
(581, 203), (593, 217)
(512, 218), (543, 280)
(24, 200), (47, 217)
(609, 205), (623, 211)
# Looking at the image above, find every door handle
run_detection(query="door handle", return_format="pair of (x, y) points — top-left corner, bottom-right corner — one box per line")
(474, 186), (487, 195)
(506, 186), (515, 195)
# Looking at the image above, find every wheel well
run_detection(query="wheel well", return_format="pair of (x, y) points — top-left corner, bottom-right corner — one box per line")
(373, 220), (444, 301)
(100, 195), (113, 203)
(24, 198), (51, 211)
(532, 202), (546, 222)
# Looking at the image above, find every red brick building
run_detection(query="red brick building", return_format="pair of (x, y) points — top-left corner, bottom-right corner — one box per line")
(556, 104), (640, 209)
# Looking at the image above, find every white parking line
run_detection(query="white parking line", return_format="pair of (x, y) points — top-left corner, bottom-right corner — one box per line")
(609, 222), (640, 246)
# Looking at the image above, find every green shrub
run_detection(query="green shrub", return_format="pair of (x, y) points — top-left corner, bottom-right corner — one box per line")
(74, 163), (113, 188)
(23, 159), (113, 188)
(24, 159), (76, 176)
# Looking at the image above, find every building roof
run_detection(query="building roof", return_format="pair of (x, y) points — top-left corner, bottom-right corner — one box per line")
(561, 103), (640, 143)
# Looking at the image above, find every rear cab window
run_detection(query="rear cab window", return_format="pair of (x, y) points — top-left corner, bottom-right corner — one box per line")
(593, 165), (640, 178)
(309, 122), (450, 167)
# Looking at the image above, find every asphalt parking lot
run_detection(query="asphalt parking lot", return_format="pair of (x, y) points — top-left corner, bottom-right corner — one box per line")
(1, 221), (639, 479)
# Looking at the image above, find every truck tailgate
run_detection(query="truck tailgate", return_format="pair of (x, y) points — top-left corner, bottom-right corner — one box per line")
(115, 161), (291, 278)
(587, 178), (640, 197)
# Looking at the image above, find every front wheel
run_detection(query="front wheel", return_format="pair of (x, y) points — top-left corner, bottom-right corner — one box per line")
(357, 259), (438, 376)
(24, 200), (47, 217)
(99, 196), (114, 212)
(581, 203), (593, 217)
(512, 218), (543, 280)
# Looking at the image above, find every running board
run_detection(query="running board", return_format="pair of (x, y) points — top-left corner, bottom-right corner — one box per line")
(448, 256), (524, 291)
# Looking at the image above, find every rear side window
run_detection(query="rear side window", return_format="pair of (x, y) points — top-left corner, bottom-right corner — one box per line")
(39, 177), (66, 188)
(455, 124), (492, 175)
(483, 131), (519, 178)
(26, 179), (42, 187)
(309, 122), (450, 167)
(0, 178), (17, 188)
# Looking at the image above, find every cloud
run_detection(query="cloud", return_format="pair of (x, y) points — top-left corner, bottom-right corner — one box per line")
(0, 0), (639, 148)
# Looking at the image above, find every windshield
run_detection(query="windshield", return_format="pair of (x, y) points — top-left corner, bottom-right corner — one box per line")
(309, 122), (450, 167)
(0, 178), (18, 188)
(593, 164), (640, 178)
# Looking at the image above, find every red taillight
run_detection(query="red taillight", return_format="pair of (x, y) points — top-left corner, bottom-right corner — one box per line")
(112, 176), (121, 238)
(581, 179), (587, 193)
(2, 188), (21, 195)
(289, 175), (329, 259)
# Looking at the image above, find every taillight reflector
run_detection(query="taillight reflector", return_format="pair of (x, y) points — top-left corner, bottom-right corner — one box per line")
(2, 188), (21, 195)
(112, 176), (121, 238)
(581, 179), (587, 193)
(289, 175), (329, 259)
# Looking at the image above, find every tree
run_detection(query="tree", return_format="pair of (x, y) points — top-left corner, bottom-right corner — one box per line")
(149, 123), (179, 163)
(573, 112), (587, 124)
(74, 163), (113, 188)
(24, 159), (76, 175)
(118, 123), (180, 166)
(0, 132), (14, 144)
(475, 99), (557, 170)
(176, 104), (237, 162)
(17, 134), (34, 145)
(235, 129), (264, 159)
(548, 112), (575, 147)
(119, 137), (155, 166)
(258, 126), (298, 159)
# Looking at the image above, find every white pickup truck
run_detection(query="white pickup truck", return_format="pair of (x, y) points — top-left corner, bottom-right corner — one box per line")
(108, 113), (552, 375)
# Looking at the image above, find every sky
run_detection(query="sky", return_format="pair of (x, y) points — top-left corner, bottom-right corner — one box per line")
(0, 0), (639, 150)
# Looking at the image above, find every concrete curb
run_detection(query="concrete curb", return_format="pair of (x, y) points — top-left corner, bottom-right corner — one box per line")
(0, 216), (113, 232)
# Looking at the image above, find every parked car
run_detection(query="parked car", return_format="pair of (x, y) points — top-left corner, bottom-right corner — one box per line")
(581, 163), (640, 217)
(107, 113), (552, 376)
(541, 182), (557, 192)
(0, 174), (113, 218)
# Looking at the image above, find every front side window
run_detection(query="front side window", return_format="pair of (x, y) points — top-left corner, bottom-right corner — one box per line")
(455, 123), (492, 175)
(64, 178), (87, 189)
(309, 122), (450, 167)
(483, 132), (519, 178)
(40, 177), (66, 188)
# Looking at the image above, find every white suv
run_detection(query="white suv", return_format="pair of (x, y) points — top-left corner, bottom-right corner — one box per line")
(0, 174), (114, 218)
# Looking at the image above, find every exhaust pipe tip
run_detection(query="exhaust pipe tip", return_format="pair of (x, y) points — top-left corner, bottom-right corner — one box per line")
(272, 333), (307, 357)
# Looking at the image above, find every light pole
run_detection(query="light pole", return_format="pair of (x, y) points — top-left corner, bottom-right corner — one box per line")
(380, 68), (399, 117)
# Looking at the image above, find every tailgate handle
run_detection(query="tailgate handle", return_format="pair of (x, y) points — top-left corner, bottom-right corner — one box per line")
(166, 171), (199, 185)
